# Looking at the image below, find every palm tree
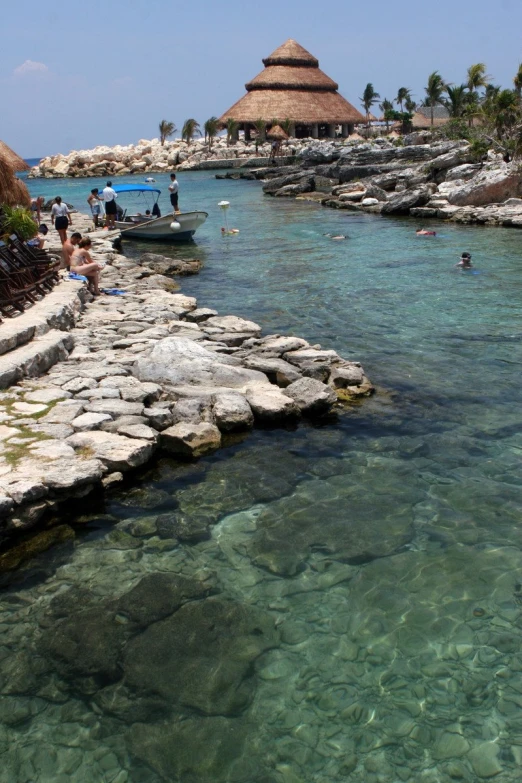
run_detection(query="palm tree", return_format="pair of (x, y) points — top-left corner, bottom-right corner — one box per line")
(466, 63), (491, 95)
(424, 71), (446, 126)
(360, 83), (380, 127)
(490, 90), (519, 138)
(395, 87), (411, 112)
(253, 118), (266, 153)
(226, 118), (239, 146)
(445, 85), (468, 118)
(181, 119), (201, 145)
(158, 120), (176, 146)
(379, 98), (394, 132)
(203, 117), (219, 151)
(405, 96), (417, 114)
(513, 63), (522, 101)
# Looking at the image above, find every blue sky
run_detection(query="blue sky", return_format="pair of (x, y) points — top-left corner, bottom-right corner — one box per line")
(2, 0), (521, 157)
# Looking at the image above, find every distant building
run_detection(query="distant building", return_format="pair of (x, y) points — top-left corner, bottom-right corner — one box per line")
(219, 39), (364, 140)
(412, 105), (451, 129)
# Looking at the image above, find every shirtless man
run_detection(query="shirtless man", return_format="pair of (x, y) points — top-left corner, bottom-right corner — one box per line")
(62, 232), (82, 270)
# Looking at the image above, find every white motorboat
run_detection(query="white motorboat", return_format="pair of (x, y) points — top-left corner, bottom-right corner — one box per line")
(111, 184), (208, 241)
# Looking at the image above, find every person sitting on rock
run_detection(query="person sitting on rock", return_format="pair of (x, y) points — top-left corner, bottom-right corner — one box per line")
(27, 224), (49, 250)
(71, 237), (103, 295)
(62, 232), (82, 270)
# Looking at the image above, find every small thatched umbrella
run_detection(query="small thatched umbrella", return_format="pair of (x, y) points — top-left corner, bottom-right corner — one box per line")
(0, 141), (29, 172)
(0, 156), (31, 207)
(267, 124), (289, 140)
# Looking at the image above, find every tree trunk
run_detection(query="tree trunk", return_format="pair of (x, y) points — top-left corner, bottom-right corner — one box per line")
(431, 103), (434, 126)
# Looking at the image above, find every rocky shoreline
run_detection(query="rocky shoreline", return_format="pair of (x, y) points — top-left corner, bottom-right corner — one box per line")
(0, 211), (372, 559)
(28, 136), (301, 178)
(244, 136), (522, 228)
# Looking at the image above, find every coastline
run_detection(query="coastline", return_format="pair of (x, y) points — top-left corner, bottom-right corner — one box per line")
(28, 135), (522, 229)
(0, 208), (372, 561)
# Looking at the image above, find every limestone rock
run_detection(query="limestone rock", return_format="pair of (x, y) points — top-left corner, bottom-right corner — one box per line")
(117, 423), (158, 441)
(243, 356), (301, 386)
(83, 399), (144, 418)
(116, 572), (215, 627)
(284, 377), (337, 416)
(45, 458), (105, 490)
(135, 336), (268, 391)
(448, 165), (522, 206)
(143, 406), (174, 431)
(67, 431), (154, 471)
(129, 717), (251, 783)
(246, 384), (300, 423)
(381, 186), (432, 214)
(329, 364), (365, 388)
(212, 392), (254, 431)
(468, 742), (502, 778)
(72, 412), (112, 431)
(160, 422), (221, 458)
(185, 307), (218, 323)
(123, 598), (278, 714)
(24, 388), (71, 404)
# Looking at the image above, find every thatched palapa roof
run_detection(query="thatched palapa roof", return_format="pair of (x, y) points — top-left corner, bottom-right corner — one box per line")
(0, 141), (29, 172)
(219, 39), (364, 126)
(412, 105), (450, 129)
(0, 156), (30, 208)
(267, 125), (289, 140)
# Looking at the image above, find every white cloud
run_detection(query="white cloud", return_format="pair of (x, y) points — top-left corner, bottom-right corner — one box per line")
(13, 60), (49, 77)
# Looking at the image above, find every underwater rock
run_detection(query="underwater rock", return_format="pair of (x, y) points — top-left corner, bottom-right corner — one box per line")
(116, 572), (217, 627)
(128, 716), (251, 783)
(248, 478), (415, 576)
(156, 511), (213, 542)
(123, 598), (279, 715)
(39, 605), (127, 687)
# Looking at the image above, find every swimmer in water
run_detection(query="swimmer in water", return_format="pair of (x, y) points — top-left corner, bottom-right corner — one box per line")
(416, 228), (437, 236)
(456, 252), (473, 269)
(324, 233), (347, 240)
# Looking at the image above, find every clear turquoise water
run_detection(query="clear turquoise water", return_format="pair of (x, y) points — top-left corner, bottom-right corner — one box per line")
(2, 172), (522, 782)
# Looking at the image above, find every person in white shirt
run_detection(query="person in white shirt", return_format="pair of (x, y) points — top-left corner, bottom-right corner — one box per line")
(168, 173), (180, 214)
(51, 196), (72, 244)
(102, 181), (118, 229)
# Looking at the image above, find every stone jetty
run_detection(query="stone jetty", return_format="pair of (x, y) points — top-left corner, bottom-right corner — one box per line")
(0, 211), (372, 549)
(28, 136), (298, 178)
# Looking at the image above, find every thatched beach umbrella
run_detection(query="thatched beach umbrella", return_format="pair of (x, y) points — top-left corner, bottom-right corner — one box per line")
(0, 140), (29, 172)
(267, 124), (289, 140)
(0, 156), (31, 207)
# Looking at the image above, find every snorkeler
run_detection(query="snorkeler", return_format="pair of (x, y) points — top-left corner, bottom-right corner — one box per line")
(416, 228), (437, 236)
(456, 252), (473, 268)
(324, 233), (347, 240)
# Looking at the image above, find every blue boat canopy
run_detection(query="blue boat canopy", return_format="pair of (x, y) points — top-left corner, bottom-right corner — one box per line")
(111, 184), (161, 195)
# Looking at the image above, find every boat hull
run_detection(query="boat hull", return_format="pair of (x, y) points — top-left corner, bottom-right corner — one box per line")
(115, 211), (208, 241)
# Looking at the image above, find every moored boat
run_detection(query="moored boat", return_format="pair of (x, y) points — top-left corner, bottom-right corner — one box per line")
(111, 184), (208, 241)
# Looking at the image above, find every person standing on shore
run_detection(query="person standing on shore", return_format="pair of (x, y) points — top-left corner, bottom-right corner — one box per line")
(169, 173), (180, 214)
(102, 181), (118, 229)
(87, 188), (103, 228)
(30, 196), (45, 225)
(51, 196), (72, 244)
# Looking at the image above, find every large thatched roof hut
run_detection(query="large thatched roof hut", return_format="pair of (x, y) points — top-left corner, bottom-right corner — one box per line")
(219, 39), (364, 139)
(0, 141), (29, 172)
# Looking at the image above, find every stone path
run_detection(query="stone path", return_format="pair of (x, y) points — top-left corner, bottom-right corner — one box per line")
(0, 215), (372, 545)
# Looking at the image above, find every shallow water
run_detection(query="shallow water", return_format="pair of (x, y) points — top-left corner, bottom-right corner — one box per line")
(2, 173), (522, 782)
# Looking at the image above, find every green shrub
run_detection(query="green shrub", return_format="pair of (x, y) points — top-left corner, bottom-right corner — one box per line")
(0, 205), (38, 241)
